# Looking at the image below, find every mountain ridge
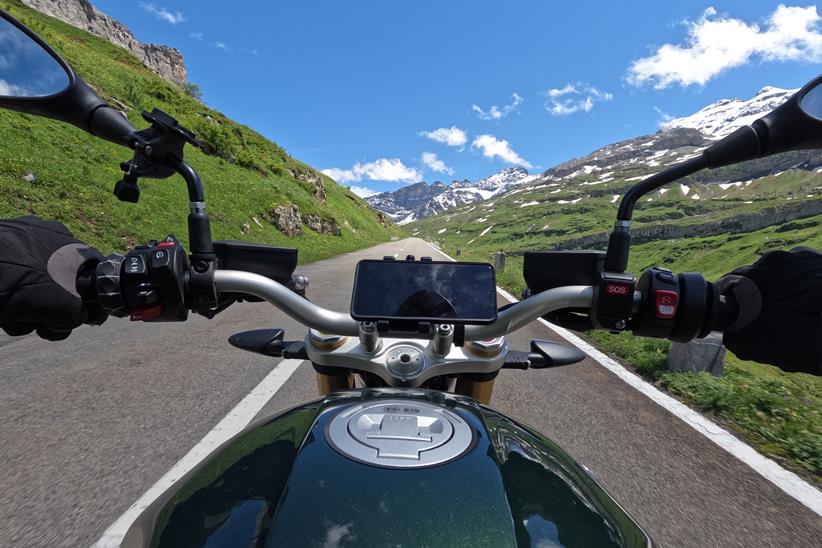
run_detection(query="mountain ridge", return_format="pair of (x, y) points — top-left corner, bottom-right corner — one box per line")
(367, 86), (803, 225)
(21, 0), (186, 85)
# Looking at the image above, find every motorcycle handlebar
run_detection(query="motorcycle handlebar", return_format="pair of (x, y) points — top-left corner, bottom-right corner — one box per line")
(80, 247), (740, 344)
(214, 270), (595, 341)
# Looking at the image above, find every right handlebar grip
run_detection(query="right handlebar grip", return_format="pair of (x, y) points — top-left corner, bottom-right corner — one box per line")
(706, 286), (739, 334)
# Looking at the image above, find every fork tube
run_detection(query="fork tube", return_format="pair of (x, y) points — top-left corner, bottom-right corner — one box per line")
(316, 371), (354, 395)
(455, 376), (495, 404)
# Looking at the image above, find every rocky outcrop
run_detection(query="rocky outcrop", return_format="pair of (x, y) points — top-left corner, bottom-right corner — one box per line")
(302, 214), (341, 236)
(293, 168), (327, 204)
(21, 0), (186, 86)
(266, 204), (302, 236)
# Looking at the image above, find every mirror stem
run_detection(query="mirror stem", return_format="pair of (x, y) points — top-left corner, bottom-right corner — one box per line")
(604, 154), (709, 272)
(174, 160), (213, 255)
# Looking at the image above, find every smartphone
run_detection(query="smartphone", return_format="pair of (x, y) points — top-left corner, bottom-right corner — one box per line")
(350, 260), (497, 324)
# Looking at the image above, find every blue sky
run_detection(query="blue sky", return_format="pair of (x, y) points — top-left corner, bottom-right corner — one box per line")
(95, 1), (822, 195)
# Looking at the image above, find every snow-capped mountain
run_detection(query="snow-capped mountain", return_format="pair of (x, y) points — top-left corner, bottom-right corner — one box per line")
(368, 86), (804, 226)
(662, 86), (797, 139)
(366, 167), (535, 225)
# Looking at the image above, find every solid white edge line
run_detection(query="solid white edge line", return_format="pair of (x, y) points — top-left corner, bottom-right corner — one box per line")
(420, 238), (822, 516)
(92, 358), (304, 548)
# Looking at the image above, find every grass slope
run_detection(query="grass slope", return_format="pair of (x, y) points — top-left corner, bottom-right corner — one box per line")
(0, 0), (400, 261)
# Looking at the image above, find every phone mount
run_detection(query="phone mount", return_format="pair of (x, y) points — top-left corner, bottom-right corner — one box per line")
(113, 108), (218, 311)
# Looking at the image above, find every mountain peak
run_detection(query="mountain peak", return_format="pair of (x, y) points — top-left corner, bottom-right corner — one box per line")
(662, 85), (797, 139)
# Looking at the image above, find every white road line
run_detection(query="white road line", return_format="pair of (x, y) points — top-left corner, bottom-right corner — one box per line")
(421, 239), (822, 516)
(92, 359), (304, 547)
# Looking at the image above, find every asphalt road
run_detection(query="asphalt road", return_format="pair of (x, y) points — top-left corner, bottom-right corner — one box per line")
(0, 238), (819, 547)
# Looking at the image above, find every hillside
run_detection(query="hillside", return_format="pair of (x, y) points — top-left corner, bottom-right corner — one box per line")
(0, 0), (399, 262)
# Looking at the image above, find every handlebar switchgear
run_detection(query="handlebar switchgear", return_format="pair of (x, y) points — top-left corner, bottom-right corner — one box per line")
(93, 235), (189, 322)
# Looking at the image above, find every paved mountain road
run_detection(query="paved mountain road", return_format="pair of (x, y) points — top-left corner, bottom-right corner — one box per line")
(0, 238), (819, 547)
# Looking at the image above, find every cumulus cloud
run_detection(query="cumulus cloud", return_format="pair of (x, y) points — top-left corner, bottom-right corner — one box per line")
(472, 93), (523, 120)
(627, 5), (822, 88)
(544, 83), (613, 116)
(348, 186), (379, 198)
(471, 135), (532, 168)
(419, 126), (468, 148)
(189, 32), (204, 41)
(140, 3), (185, 25)
(322, 158), (422, 184)
(421, 152), (454, 175)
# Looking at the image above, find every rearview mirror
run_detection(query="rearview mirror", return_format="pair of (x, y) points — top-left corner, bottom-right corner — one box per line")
(0, 13), (71, 97)
(0, 9), (137, 148)
(799, 81), (822, 121)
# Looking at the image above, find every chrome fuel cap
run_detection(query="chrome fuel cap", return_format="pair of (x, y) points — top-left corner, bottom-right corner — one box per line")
(325, 400), (474, 469)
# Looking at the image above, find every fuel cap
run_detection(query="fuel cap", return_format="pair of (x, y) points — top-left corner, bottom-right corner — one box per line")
(325, 400), (474, 469)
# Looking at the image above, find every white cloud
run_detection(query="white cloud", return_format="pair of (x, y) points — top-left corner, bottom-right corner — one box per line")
(214, 42), (228, 51)
(189, 32), (204, 41)
(544, 83), (613, 116)
(139, 3), (185, 25)
(419, 126), (468, 148)
(472, 93), (523, 120)
(628, 5), (822, 88)
(653, 106), (674, 128)
(471, 134), (532, 168)
(348, 186), (379, 198)
(322, 158), (422, 184)
(421, 152), (454, 175)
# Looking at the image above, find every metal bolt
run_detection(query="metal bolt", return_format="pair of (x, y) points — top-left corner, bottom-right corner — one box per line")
(193, 261), (208, 273)
(466, 337), (506, 357)
(144, 145), (153, 156)
(614, 320), (626, 330)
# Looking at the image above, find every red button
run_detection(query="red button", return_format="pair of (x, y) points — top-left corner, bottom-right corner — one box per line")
(654, 290), (678, 320)
(130, 304), (163, 322)
(156, 241), (176, 249)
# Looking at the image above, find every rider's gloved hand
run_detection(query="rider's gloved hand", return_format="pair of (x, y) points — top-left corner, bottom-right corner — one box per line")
(0, 216), (103, 341)
(718, 247), (822, 375)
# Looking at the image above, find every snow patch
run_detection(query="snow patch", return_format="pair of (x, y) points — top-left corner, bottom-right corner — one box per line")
(680, 184), (690, 196)
(438, 228), (447, 234)
(479, 225), (494, 237)
(520, 201), (540, 207)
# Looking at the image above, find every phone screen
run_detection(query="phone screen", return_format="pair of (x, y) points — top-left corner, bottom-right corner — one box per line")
(350, 260), (497, 324)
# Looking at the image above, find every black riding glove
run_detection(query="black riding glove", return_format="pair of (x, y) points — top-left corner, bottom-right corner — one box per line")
(0, 216), (102, 341)
(718, 247), (822, 375)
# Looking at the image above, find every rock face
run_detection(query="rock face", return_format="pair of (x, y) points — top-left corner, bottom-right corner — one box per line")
(267, 204), (302, 236)
(303, 214), (341, 236)
(293, 168), (327, 204)
(21, 0), (186, 86)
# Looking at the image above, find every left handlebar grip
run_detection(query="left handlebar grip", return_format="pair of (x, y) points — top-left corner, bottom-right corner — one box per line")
(75, 255), (124, 324)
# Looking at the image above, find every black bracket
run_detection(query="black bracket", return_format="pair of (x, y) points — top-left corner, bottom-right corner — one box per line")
(113, 108), (202, 203)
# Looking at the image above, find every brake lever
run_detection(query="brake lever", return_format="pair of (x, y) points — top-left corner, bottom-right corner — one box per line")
(502, 340), (586, 369)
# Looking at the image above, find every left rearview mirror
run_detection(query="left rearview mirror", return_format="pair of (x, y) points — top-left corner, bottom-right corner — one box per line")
(0, 11), (71, 98)
(0, 9), (137, 148)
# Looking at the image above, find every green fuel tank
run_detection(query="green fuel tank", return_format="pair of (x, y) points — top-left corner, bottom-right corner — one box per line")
(122, 389), (653, 547)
